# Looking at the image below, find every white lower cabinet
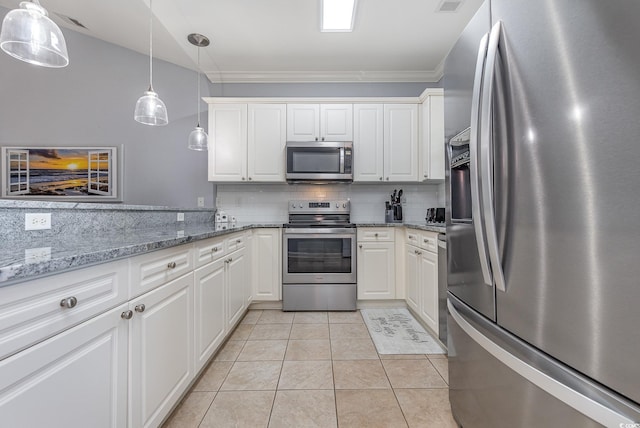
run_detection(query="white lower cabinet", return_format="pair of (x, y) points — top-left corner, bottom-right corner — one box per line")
(128, 273), (194, 428)
(226, 247), (248, 330)
(405, 230), (440, 334)
(357, 228), (396, 300)
(194, 258), (226, 372)
(0, 303), (129, 428)
(252, 228), (281, 301)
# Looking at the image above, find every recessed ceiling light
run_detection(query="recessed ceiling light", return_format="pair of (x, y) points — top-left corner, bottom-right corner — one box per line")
(321, 0), (357, 32)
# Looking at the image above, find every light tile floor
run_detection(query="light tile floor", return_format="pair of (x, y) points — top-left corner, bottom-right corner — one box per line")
(162, 310), (457, 428)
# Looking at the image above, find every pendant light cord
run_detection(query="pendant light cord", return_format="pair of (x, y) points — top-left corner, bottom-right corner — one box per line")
(148, 0), (154, 91)
(196, 47), (201, 127)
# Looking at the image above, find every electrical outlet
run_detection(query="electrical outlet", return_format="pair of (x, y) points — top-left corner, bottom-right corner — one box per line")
(25, 213), (51, 230)
(197, 197), (205, 207)
(25, 247), (51, 263)
(177, 212), (185, 222)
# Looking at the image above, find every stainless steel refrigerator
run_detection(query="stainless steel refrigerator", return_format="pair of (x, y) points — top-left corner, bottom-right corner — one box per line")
(444, 1), (640, 426)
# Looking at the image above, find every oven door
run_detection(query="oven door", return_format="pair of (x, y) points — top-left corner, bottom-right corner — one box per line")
(282, 228), (357, 284)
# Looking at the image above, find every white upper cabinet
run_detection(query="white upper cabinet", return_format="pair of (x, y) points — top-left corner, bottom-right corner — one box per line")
(248, 104), (286, 182)
(287, 104), (353, 142)
(383, 104), (419, 182)
(208, 103), (286, 182)
(353, 104), (384, 182)
(419, 90), (445, 181)
(208, 104), (248, 182)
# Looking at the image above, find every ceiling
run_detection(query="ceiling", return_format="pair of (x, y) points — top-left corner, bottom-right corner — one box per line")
(0, 0), (483, 83)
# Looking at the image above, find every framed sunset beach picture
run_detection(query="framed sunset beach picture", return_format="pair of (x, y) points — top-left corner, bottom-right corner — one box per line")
(1, 146), (121, 201)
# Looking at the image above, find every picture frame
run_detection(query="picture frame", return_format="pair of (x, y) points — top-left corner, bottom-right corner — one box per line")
(1, 146), (122, 201)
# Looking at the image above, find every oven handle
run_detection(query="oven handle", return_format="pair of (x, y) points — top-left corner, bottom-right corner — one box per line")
(283, 228), (356, 236)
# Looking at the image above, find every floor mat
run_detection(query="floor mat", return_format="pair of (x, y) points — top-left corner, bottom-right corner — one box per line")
(361, 308), (446, 354)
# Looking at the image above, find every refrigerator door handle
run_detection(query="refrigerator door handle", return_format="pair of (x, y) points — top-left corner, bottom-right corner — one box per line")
(480, 21), (507, 293)
(470, 31), (493, 288)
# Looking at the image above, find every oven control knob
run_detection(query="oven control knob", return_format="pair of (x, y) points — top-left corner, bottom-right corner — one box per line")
(291, 203), (295, 209)
(299, 203), (303, 208)
(343, 203), (346, 208)
(336, 203), (339, 208)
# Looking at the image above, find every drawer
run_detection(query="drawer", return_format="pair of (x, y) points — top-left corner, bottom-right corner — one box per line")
(129, 245), (193, 297)
(357, 228), (394, 242)
(0, 259), (128, 360)
(419, 232), (439, 253)
(226, 232), (247, 252)
(194, 237), (226, 268)
(406, 230), (420, 246)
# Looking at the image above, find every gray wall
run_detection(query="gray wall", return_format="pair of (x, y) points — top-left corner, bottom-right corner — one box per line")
(0, 6), (214, 208)
(0, 6), (440, 208)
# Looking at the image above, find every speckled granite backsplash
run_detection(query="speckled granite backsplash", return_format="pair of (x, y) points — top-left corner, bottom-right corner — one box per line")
(0, 200), (215, 244)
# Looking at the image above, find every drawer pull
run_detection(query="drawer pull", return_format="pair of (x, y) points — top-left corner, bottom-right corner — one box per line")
(374, 233), (379, 237)
(121, 310), (133, 320)
(167, 262), (177, 269)
(60, 296), (78, 309)
(359, 244), (363, 249)
(212, 247), (219, 253)
(135, 304), (146, 313)
(236, 239), (241, 243)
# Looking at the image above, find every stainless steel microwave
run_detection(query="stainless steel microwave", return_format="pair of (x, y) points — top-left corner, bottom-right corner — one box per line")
(285, 141), (353, 182)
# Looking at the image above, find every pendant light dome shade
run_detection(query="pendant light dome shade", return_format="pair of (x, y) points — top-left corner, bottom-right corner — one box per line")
(188, 126), (208, 151)
(134, 90), (168, 126)
(0, 1), (69, 68)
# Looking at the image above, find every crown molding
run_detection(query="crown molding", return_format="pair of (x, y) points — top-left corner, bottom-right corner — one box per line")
(204, 69), (444, 84)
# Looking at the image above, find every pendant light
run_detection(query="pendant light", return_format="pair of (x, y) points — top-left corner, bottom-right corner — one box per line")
(187, 33), (210, 151)
(0, 0), (69, 68)
(134, 0), (168, 126)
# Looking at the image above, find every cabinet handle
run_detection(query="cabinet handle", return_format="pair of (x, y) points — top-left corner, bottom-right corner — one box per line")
(315, 137), (319, 141)
(135, 304), (146, 313)
(236, 239), (241, 243)
(359, 244), (363, 249)
(60, 296), (78, 309)
(322, 137), (325, 141)
(386, 177), (389, 181)
(121, 310), (133, 320)
(424, 174), (428, 178)
(248, 177), (252, 181)
(167, 261), (177, 269)
(241, 177), (246, 181)
(374, 233), (379, 237)
(212, 247), (218, 252)
(379, 177), (383, 181)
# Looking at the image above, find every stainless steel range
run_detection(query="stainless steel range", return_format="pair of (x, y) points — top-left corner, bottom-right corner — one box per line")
(282, 200), (356, 311)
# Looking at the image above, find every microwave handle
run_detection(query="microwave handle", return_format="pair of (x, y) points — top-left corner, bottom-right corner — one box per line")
(340, 148), (345, 174)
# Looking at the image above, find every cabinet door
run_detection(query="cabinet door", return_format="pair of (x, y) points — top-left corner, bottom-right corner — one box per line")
(129, 274), (194, 428)
(384, 104), (419, 182)
(252, 228), (281, 301)
(248, 104), (286, 182)
(287, 104), (320, 141)
(0, 304), (128, 428)
(420, 93), (445, 181)
(357, 241), (395, 300)
(226, 247), (248, 330)
(353, 104), (384, 182)
(208, 104), (248, 181)
(405, 245), (420, 312)
(419, 251), (439, 333)
(320, 104), (353, 141)
(194, 259), (226, 372)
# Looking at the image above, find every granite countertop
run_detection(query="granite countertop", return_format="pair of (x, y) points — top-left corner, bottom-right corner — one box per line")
(356, 222), (446, 234)
(0, 223), (281, 287)
(0, 221), (444, 287)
